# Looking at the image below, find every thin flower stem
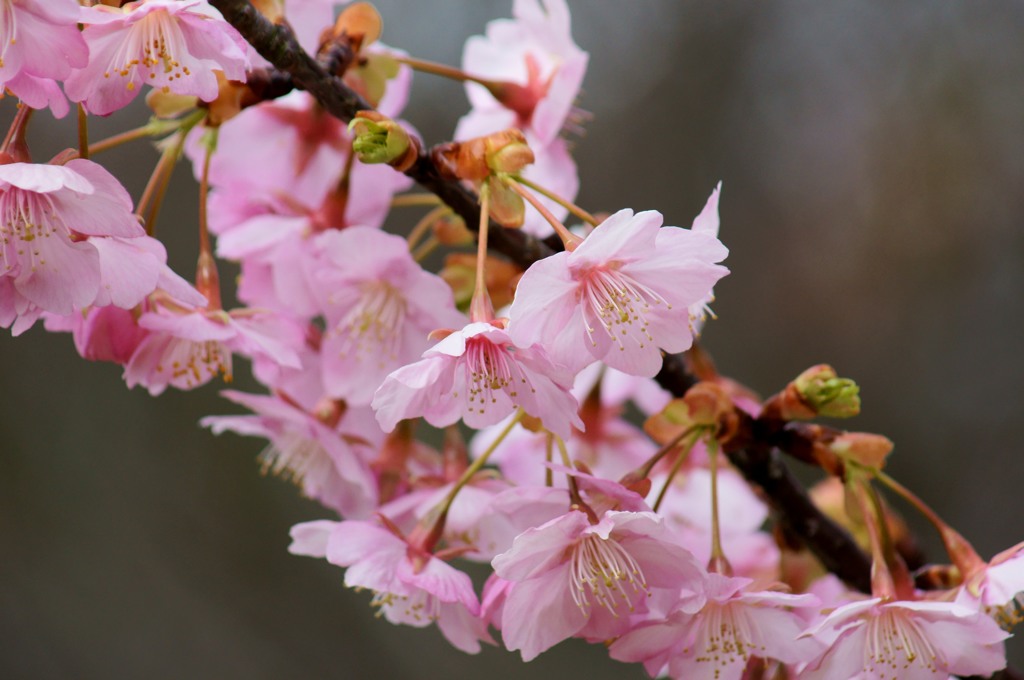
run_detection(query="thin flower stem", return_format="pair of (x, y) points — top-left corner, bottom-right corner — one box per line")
(412, 237), (439, 263)
(507, 178), (583, 250)
(439, 409), (525, 514)
(136, 132), (185, 236)
(198, 129), (218, 259)
(651, 429), (701, 513)
(395, 55), (501, 92)
(875, 469), (985, 573)
(407, 205), (448, 251)
(706, 436), (732, 575)
(391, 193), (443, 208)
(516, 175), (598, 227)
(89, 125), (156, 156)
(77, 105), (89, 160)
(196, 128), (222, 310)
(636, 424), (702, 480)
(469, 184), (494, 322)
(852, 478), (896, 599)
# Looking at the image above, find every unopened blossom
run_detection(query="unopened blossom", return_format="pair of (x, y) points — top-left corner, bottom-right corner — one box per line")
(288, 518), (492, 654)
(124, 303), (303, 396)
(456, 0), (588, 147)
(492, 509), (703, 661)
(0, 0), (88, 117)
(799, 598), (1009, 680)
(65, 0), (250, 116)
(508, 207), (729, 377)
(0, 159), (144, 316)
(203, 391), (379, 518)
(610, 572), (821, 680)
(372, 321), (583, 440)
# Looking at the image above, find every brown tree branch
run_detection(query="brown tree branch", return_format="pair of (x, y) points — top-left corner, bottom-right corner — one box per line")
(212, 0), (873, 591)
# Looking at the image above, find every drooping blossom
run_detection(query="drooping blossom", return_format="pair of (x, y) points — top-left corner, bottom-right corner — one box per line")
(0, 159), (145, 317)
(372, 321), (583, 440)
(508, 206), (729, 377)
(456, 0), (588, 147)
(65, 0), (250, 116)
(0, 0), (87, 118)
(124, 302), (303, 396)
(203, 390), (380, 518)
(956, 540), (1024, 628)
(798, 597), (1009, 680)
(492, 509), (703, 661)
(610, 572), (822, 680)
(288, 518), (492, 654)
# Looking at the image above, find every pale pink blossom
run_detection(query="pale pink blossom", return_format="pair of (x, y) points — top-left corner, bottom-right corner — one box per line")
(456, 0), (588, 147)
(314, 227), (465, 404)
(610, 572), (822, 680)
(492, 509), (703, 661)
(372, 321), (583, 440)
(0, 0), (87, 118)
(288, 519), (492, 654)
(957, 540), (1024, 627)
(124, 303), (302, 395)
(192, 91), (349, 206)
(508, 208), (729, 377)
(799, 598), (1009, 680)
(203, 390), (379, 518)
(65, 0), (249, 116)
(0, 159), (144, 316)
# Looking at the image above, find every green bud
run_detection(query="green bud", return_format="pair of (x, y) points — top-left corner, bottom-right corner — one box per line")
(794, 364), (861, 418)
(349, 114), (412, 166)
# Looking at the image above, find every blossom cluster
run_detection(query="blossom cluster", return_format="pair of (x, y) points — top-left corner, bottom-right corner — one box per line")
(0, 1), (1019, 678)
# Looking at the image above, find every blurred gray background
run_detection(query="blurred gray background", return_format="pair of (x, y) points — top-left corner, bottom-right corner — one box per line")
(2, 1), (1023, 677)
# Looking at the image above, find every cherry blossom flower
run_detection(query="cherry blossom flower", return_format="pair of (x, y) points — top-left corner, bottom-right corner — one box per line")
(798, 598), (1009, 680)
(0, 159), (144, 316)
(0, 0), (88, 118)
(372, 321), (583, 440)
(65, 0), (250, 116)
(288, 518), (492, 654)
(957, 540), (1024, 628)
(203, 391), (379, 518)
(492, 509), (703, 661)
(610, 572), (821, 680)
(124, 303), (303, 395)
(456, 0), (588, 147)
(313, 227), (465, 404)
(508, 207), (729, 377)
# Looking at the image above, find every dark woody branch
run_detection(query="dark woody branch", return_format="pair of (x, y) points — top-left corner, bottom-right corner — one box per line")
(211, 0), (872, 591)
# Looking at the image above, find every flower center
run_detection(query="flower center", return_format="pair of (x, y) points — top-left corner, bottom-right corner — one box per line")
(577, 264), (670, 352)
(0, 188), (65, 275)
(864, 608), (940, 674)
(569, 534), (648, 614)
(691, 602), (764, 670)
(157, 338), (232, 388)
(462, 336), (534, 415)
(103, 9), (192, 92)
(258, 431), (334, 493)
(328, 281), (407, 367)
(370, 588), (441, 624)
